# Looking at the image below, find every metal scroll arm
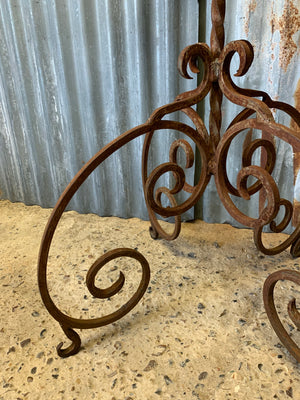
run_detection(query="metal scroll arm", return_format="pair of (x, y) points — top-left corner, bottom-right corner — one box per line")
(38, 118), (210, 357)
(38, 124), (154, 357)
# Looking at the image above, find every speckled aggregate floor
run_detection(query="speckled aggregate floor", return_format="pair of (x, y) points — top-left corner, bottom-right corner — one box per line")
(1, 199), (300, 400)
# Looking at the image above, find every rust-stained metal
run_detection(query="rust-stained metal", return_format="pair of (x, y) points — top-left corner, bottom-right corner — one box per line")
(209, 0), (225, 150)
(38, 0), (300, 357)
(270, 0), (300, 72)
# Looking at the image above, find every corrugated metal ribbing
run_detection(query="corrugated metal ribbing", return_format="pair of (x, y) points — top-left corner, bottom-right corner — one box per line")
(200, 0), (300, 231)
(0, 0), (199, 219)
(1, 0), (299, 229)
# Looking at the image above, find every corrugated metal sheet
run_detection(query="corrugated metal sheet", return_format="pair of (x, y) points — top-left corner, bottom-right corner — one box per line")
(0, 0), (198, 219)
(0, 0), (299, 230)
(200, 0), (300, 232)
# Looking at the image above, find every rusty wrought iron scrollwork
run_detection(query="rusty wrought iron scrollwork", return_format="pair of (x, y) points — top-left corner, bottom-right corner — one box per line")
(141, 3), (300, 257)
(38, 0), (300, 358)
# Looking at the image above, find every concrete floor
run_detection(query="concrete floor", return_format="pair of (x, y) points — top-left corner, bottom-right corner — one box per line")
(1, 199), (300, 399)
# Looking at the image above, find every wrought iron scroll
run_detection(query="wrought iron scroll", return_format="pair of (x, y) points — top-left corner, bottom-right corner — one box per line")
(38, 0), (300, 358)
(142, 11), (300, 258)
(38, 126), (153, 357)
(263, 270), (300, 363)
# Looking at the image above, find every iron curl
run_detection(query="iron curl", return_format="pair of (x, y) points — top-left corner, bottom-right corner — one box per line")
(263, 269), (300, 363)
(219, 40), (273, 121)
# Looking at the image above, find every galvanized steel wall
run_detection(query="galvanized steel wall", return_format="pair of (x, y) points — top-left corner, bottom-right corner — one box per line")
(0, 0), (299, 229)
(0, 0), (199, 219)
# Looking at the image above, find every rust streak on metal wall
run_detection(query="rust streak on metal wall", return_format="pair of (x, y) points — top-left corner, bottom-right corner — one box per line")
(270, 0), (300, 71)
(244, 0), (257, 36)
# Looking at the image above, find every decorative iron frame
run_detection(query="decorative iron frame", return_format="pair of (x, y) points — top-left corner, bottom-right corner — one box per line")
(38, 0), (300, 360)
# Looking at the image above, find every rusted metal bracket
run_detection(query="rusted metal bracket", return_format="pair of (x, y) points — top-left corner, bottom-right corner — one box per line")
(38, 0), (300, 358)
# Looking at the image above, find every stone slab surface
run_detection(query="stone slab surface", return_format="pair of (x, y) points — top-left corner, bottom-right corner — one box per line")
(1, 200), (300, 399)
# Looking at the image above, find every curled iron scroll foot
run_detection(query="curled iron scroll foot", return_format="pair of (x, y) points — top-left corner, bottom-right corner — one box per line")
(263, 269), (300, 363)
(57, 325), (81, 358)
(149, 226), (159, 240)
